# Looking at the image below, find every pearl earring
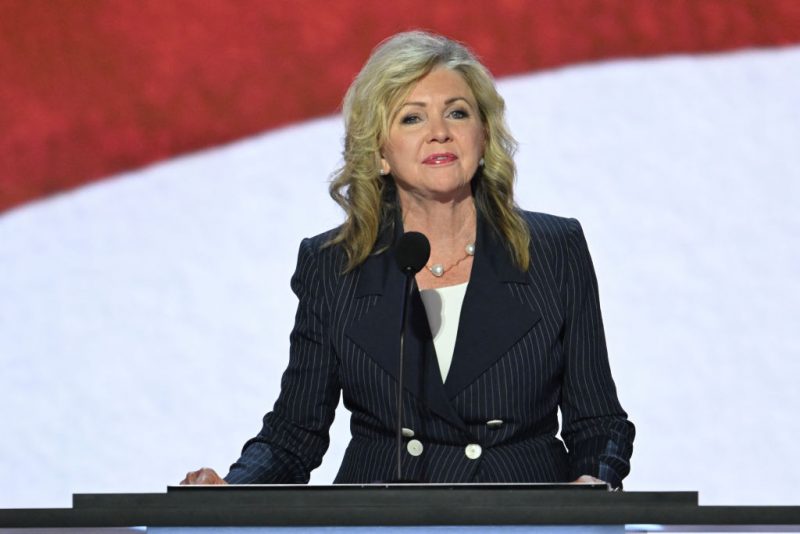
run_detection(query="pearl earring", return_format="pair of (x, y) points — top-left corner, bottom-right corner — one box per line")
(479, 157), (485, 166)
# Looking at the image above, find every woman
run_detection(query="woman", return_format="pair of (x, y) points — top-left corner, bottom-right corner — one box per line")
(182, 31), (634, 488)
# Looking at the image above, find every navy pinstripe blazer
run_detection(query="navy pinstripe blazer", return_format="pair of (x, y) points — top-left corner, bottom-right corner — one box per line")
(225, 211), (634, 488)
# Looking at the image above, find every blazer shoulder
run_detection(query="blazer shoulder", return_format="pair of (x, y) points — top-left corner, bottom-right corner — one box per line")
(299, 226), (341, 252)
(519, 210), (583, 246)
(294, 225), (348, 275)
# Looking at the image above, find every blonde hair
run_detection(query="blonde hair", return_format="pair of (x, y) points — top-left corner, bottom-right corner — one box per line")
(328, 31), (530, 272)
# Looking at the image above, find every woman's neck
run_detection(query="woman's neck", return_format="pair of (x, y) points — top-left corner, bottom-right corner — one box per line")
(398, 191), (477, 289)
(400, 195), (476, 250)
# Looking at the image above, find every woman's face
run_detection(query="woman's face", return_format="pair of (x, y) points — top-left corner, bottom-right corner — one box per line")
(381, 67), (485, 203)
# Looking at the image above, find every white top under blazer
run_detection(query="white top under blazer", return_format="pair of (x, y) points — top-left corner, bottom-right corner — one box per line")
(419, 282), (468, 382)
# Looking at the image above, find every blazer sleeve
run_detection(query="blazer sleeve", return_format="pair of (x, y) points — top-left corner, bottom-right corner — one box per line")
(225, 237), (341, 483)
(559, 218), (635, 489)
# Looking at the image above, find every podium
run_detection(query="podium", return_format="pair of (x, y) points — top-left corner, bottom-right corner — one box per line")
(2, 484), (800, 532)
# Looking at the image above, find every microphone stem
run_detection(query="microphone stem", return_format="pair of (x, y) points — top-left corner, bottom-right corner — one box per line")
(396, 271), (414, 482)
(396, 330), (404, 482)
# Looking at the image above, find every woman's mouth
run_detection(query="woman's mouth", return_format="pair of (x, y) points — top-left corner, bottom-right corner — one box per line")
(422, 153), (458, 165)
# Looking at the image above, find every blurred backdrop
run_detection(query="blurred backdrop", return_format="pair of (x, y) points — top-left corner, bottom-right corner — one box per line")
(1, 0), (799, 508)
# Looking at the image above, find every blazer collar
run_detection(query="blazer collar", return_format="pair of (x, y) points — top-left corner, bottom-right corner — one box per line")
(346, 211), (541, 430)
(354, 210), (527, 296)
(444, 214), (540, 398)
(353, 217), (399, 299)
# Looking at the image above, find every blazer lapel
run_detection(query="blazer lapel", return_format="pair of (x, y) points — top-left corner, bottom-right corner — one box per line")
(444, 216), (542, 399)
(345, 224), (467, 431)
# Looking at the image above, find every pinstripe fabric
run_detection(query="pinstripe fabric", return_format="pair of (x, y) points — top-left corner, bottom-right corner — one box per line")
(225, 211), (634, 488)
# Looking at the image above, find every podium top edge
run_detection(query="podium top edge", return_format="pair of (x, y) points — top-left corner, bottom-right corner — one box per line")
(166, 482), (610, 491)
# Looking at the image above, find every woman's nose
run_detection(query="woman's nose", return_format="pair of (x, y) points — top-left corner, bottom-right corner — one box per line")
(427, 116), (451, 143)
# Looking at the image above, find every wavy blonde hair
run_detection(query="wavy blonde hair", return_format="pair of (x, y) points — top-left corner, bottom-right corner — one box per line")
(328, 31), (530, 272)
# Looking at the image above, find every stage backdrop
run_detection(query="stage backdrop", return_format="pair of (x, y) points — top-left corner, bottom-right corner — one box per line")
(1, 1), (799, 508)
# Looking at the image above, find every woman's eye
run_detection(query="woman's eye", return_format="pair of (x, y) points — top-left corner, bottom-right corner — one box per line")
(449, 109), (469, 119)
(400, 114), (421, 125)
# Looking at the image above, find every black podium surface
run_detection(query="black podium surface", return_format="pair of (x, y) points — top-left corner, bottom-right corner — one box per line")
(2, 484), (800, 531)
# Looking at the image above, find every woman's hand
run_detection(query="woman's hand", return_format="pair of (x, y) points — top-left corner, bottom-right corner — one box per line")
(572, 474), (606, 484)
(180, 467), (228, 485)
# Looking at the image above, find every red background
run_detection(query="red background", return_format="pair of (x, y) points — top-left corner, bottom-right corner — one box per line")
(1, 0), (799, 213)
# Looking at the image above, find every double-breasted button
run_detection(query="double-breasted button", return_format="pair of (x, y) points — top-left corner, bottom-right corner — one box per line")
(465, 443), (482, 460)
(407, 439), (423, 457)
(401, 427), (415, 438)
(486, 419), (504, 429)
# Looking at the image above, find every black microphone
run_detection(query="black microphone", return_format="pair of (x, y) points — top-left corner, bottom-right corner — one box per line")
(392, 231), (430, 483)
(395, 231), (431, 275)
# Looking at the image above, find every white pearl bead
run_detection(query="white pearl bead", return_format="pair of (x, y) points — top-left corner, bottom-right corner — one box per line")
(430, 264), (445, 277)
(465, 243), (475, 256)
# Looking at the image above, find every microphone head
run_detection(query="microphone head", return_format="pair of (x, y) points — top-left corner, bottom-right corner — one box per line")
(395, 231), (431, 275)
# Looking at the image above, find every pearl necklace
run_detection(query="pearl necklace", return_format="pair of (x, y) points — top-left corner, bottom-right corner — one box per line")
(427, 242), (476, 277)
